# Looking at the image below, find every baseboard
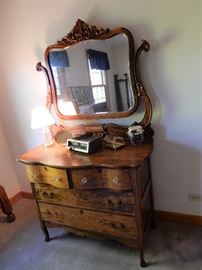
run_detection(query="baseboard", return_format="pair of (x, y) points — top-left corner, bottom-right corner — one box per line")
(21, 191), (33, 199)
(155, 210), (202, 226)
(9, 192), (22, 205)
(9, 191), (33, 205)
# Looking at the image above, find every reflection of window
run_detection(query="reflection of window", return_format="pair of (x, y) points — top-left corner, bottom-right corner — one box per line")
(87, 49), (110, 106)
(88, 63), (107, 104)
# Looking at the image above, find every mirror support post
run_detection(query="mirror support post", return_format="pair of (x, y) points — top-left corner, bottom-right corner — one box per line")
(36, 62), (53, 111)
(135, 40), (153, 128)
(137, 83), (152, 128)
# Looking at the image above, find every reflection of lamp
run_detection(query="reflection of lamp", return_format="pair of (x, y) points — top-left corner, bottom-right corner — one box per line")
(58, 100), (77, 115)
(31, 105), (55, 146)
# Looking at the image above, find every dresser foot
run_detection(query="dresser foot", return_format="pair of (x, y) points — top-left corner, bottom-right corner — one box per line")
(44, 227), (50, 242)
(40, 223), (50, 242)
(140, 249), (148, 267)
(7, 213), (16, 223)
(141, 259), (148, 268)
(44, 235), (50, 242)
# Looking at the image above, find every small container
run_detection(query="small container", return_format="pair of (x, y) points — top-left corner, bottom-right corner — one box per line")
(127, 125), (144, 146)
(42, 127), (54, 146)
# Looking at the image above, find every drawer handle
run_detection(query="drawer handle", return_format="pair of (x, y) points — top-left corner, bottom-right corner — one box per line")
(32, 173), (37, 179)
(107, 199), (114, 209)
(111, 222), (125, 230)
(52, 176), (62, 183)
(96, 217), (104, 223)
(112, 177), (119, 184)
(43, 192), (54, 199)
(81, 177), (88, 184)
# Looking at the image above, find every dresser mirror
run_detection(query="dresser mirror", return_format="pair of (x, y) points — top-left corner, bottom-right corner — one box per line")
(37, 19), (152, 125)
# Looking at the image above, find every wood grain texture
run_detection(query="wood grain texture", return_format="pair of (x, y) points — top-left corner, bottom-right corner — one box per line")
(71, 167), (132, 191)
(26, 165), (69, 189)
(34, 183), (135, 214)
(39, 202), (137, 239)
(19, 143), (153, 267)
(18, 143), (153, 169)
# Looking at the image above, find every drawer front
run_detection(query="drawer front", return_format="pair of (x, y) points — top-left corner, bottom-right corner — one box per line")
(39, 202), (137, 239)
(26, 165), (69, 189)
(34, 183), (135, 214)
(71, 168), (132, 191)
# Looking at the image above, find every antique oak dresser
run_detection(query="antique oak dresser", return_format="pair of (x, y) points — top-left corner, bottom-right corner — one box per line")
(18, 19), (155, 267)
(19, 142), (154, 267)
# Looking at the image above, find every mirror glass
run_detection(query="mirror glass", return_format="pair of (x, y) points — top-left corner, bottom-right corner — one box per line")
(48, 33), (135, 116)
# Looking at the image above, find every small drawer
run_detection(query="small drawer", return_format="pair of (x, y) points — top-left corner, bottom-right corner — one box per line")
(102, 168), (132, 191)
(71, 168), (132, 191)
(34, 183), (135, 214)
(39, 202), (137, 239)
(26, 165), (69, 189)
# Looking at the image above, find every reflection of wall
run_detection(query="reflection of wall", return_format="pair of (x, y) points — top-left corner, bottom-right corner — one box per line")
(1, 1), (201, 217)
(60, 41), (117, 112)
(110, 41), (131, 111)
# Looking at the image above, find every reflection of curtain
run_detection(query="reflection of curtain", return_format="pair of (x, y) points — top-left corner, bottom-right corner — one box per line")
(49, 51), (69, 67)
(87, 49), (110, 70)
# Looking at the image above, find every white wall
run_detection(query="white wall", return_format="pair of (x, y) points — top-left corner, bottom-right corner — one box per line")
(0, 119), (21, 198)
(0, 0), (201, 215)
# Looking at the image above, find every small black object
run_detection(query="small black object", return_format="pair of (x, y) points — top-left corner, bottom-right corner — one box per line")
(130, 132), (144, 145)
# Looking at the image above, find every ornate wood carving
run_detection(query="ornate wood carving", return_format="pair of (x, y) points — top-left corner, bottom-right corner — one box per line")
(58, 19), (110, 46)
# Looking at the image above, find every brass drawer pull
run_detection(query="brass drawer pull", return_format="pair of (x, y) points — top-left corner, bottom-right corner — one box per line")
(32, 173), (38, 179)
(111, 222), (125, 230)
(81, 177), (87, 184)
(112, 177), (119, 184)
(43, 192), (54, 199)
(107, 199), (114, 209)
(96, 217), (104, 223)
(52, 176), (62, 183)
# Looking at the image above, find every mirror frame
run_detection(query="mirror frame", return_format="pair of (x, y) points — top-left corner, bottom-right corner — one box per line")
(37, 19), (152, 127)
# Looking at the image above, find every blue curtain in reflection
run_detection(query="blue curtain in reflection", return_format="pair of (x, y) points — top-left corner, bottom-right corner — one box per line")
(49, 50), (69, 67)
(87, 49), (110, 70)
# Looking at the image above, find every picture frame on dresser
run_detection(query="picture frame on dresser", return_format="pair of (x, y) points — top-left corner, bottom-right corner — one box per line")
(18, 19), (155, 268)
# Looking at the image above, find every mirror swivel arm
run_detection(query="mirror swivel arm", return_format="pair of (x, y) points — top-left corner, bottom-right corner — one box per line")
(136, 82), (153, 129)
(36, 62), (53, 111)
(135, 40), (150, 83)
(135, 40), (152, 128)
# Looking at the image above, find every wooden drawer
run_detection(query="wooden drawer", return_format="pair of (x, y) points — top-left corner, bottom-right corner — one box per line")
(26, 165), (69, 189)
(34, 183), (135, 214)
(39, 202), (137, 239)
(71, 168), (132, 191)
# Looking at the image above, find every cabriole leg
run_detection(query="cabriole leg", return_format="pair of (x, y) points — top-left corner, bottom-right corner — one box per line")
(140, 248), (148, 267)
(40, 222), (50, 242)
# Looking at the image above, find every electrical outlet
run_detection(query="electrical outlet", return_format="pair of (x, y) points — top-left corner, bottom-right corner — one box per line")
(189, 193), (202, 201)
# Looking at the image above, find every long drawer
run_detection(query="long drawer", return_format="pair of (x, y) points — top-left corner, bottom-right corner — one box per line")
(34, 183), (135, 214)
(39, 202), (137, 239)
(70, 168), (132, 191)
(26, 165), (69, 189)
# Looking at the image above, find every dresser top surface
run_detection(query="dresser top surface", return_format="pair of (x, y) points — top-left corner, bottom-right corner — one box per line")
(18, 143), (153, 169)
